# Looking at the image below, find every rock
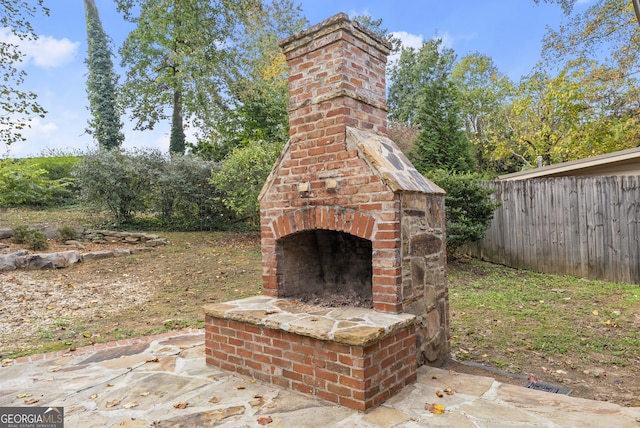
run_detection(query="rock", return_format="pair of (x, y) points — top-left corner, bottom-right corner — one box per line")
(0, 250), (29, 271)
(145, 238), (167, 247)
(17, 251), (82, 270)
(82, 250), (115, 261)
(130, 247), (155, 254)
(0, 228), (13, 239)
(114, 249), (131, 257)
(64, 240), (85, 249)
(40, 226), (59, 239)
(0, 243), (9, 249)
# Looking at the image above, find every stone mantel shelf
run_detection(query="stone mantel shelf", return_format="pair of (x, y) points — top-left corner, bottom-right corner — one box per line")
(204, 296), (416, 347)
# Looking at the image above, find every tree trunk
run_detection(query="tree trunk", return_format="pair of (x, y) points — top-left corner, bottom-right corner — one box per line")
(170, 89), (186, 155)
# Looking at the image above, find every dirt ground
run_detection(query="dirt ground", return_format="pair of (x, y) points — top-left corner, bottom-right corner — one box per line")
(1, 232), (638, 407)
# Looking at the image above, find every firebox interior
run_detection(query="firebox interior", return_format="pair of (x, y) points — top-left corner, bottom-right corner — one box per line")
(279, 230), (373, 307)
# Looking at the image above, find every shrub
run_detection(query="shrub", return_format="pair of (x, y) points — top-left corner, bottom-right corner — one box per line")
(58, 225), (78, 241)
(11, 225), (49, 251)
(12, 225), (32, 244)
(426, 170), (501, 257)
(20, 156), (81, 181)
(210, 140), (283, 225)
(0, 159), (74, 207)
(153, 154), (233, 230)
(73, 148), (165, 224)
(26, 230), (48, 251)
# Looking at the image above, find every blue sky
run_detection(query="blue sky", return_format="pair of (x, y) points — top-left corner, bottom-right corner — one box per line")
(2, 0), (594, 158)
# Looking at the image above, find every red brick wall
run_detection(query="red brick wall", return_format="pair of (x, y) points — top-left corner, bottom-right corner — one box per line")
(260, 14), (404, 312)
(205, 315), (417, 411)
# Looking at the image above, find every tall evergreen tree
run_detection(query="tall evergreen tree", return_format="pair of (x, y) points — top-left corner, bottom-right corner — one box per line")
(84, 0), (124, 150)
(388, 40), (476, 174)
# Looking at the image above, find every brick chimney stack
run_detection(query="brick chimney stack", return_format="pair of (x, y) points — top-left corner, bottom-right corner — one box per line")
(279, 13), (391, 151)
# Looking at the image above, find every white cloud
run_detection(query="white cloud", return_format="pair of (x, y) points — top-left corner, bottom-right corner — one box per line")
(391, 31), (424, 50)
(0, 28), (79, 68)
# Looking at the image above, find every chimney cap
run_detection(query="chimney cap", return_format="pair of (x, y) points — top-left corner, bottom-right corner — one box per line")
(279, 12), (392, 55)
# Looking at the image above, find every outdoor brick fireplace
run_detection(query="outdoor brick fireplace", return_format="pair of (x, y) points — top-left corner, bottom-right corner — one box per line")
(205, 13), (448, 410)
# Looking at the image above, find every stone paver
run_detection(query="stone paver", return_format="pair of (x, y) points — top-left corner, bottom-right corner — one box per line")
(1, 331), (639, 427)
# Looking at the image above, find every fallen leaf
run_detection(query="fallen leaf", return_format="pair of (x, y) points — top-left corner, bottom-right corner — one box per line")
(24, 398), (39, 405)
(16, 393), (31, 399)
(237, 386), (246, 390)
(209, 396), (221, 403)
(89, 394), (98, 400)
(444, 388), (454, 395)
(123, 401), (139, 409)
(527, 376), (537, 384)
(83, 333), (92, 338)
(425, 403), (445, 414)
(435, 390), (444, 398)
(107, 383), (115, 387)
(592, 310), (599, 316)
(173, 402), (188, 409)
(146, 358), (159, 363)
(257, 416), (273, 425)
(106, 399), (120, 408)
(140, 392), (150, 397)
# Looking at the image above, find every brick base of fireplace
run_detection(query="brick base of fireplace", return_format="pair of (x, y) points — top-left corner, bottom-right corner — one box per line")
(204, 296), (417, 410)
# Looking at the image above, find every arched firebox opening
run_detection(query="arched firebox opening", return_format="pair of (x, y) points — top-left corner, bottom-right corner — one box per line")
(278, 230), (373, 308)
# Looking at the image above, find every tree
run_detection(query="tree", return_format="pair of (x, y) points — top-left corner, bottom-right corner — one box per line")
(452, 54), (515, 174)
(427, 169), (500, 258)
(116, 0), (259, 155)
(388, 40), (476, 173)
(84, 0), (124, 150)
(0, 0), (48, 146)
(541, 0), (639, 78)
(194, 0), (306, 160)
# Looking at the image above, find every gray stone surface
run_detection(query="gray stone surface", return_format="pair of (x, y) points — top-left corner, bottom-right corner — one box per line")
(204, 296), (416, 346)
(2, 331), (639, 427)
(0, 228), (13, 239)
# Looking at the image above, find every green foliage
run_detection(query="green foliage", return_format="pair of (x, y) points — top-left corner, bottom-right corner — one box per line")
(193, 0), (305, 160)
(11, 225), (31, 244)
(58, 225), (78, 241)
(0, 0), (49, 146)
(73, 149), (242, 229)
(153, 154), (233, 230)
(452, 54), (516, 174)
(84, 0), (124, 150)
(388, 40), (476, 174)
(426, 170), (500, 256)
(210, 140), (283, 224)
(0, 159), (74, 207)
(19, 156), (81, 181)
(73, 148), (164, 224)
(11, 225), (48, 251)
(116, 0), (263, 154)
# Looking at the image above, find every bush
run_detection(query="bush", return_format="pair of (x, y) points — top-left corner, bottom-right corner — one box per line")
(210, 140), (283, 225)
(11, 225), (32, 244)
(11, 225), (49, 251)
(426, 170), (501, 257)
(58, 225), (78, 241)
(20, 156), (81, 181)
(153, 154), (233, 230)
(73, 148), (165, 224)
(0, 159), (74, 207)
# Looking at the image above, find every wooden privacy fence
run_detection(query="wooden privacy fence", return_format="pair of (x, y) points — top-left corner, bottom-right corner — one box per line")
(465, 176), (640, 284)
